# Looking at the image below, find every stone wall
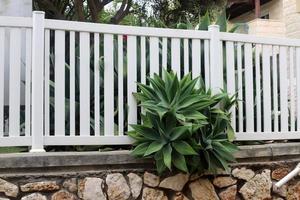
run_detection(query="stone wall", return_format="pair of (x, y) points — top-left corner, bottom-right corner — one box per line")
(1, 144), (300, 200)
(0, 164), (299, 200)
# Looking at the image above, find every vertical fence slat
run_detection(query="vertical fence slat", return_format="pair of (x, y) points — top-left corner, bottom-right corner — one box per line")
(226, 41), (236, 131)
(79, 32), (91, 136)
(104, 34), (114, 136)
(237, 42), (243, 132)
(94, 33), (100, 136)
(272, 46), (279, 132)
(44, 29), (50, 136)
(0, 28), (4, 137)
(184, 39), (189, 75)
(69, 31), (75, 136)
(289, 47), (296, 131)
(80, 32), (90, 136)
(204, 40), (210, 89)
(54, 30), (65, 136)
(255, 44), (262, 132)
(296, 47), (300, 131)
(192, 39), (201, 80)
(209, 25), (222, 91)
(25, 29), (32, 136)
(118, 35), (123, 135)
(245, 43), (254, 132)
(127, 36), (137, 130)
(9, 28), (21, 137)
(31, 11), (45, 151)
(162, 37), (167, 72)
(262, 45), (272, 132)
(150, 37), (159, 76)
(141, 36), (146, 84)
(171, 38), (180, 77)
(279, 46), (289, 131)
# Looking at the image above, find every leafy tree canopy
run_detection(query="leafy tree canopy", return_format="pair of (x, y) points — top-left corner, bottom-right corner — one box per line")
(33, 0), (229, 26)
(33, 0), (139, 24)
(150, 0), (227, 27)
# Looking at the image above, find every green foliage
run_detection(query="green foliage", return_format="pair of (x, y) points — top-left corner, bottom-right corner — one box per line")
(129, 70), (238, 174)
(176, 10), (246, 33)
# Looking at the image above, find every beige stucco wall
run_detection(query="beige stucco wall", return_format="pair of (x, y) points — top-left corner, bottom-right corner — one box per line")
(247, 19), (286, 37)
(230, 0), (300, 38)
(230, 0), (283, 23)
(282, 0), (300, 38)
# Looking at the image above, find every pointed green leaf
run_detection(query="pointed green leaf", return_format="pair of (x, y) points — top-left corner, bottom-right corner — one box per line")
(172, 152), (188, 172)
(131, 142), (150, 157)
(170, 126), (190, 141)
(131, 124), (160, 141)
(163, 144), (172, 170)
(227, 124), (235, 142)
(144, 141), (165, 156)
(198, 11), (210, 31)
(172, 141), (198, 155)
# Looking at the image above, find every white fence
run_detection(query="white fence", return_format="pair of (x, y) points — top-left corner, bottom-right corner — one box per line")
(1, 12), (300, 151)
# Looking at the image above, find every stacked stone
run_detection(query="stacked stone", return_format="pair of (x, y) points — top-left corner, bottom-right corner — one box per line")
(0, 167), (299, 199)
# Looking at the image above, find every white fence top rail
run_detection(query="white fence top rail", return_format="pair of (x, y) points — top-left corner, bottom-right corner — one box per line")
(44, 18), (211, 39)
(220, 32), (300, 47)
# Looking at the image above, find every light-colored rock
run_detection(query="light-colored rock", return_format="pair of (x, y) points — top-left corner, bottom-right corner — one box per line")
(239, 169), (272, 200)
(0, 197), (10, 200)
(106, 173), (131, 200)
(51, 190), (78, 200)
(21, 193), (47, 200)
(219, 185), (237, 200)
(171, 192), (190, 200)
(20, 181), (60, 192)
(273, 182), (287, 198)
(189, 178), (219, 200)
(63, 178), (78, 193)
(272, 167), (291, 181)
(273, 198), (284, 200)
(232, 167), (255, 181)
(78, 177), (106, 200)
(159, 173), (189, 191)
(0, 178), (19, 197)
(127, 173), (142, 199)
(213, 177), (237, 188)
(142, 187), (167, 200)
(287, 181), (300, 200)
(143, 172), (160, 187)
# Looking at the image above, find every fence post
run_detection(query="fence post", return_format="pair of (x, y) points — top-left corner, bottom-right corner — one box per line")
(30, 11), (45, 153)
(208, 25), (223, 93)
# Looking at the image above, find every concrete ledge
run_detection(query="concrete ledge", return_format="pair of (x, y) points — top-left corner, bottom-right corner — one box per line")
(0, 143), (300, 176)
(235, 142), (300, 159)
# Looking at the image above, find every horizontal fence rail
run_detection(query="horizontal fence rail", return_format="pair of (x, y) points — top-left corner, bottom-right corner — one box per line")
(1, 12), (300, 151)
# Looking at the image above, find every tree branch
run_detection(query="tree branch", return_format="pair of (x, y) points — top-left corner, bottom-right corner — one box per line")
(74, 0), (85, 21)
(87, 0), (100, 22)
(110, 0), (132, 24)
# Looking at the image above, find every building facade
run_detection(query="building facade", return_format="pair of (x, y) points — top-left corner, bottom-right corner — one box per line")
(228, 0), (300, 38)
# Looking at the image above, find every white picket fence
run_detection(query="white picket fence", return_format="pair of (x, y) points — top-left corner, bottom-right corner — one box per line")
(1, 11), (300, 152)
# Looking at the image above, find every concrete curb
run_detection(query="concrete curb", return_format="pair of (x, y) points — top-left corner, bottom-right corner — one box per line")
(0, 143), (299, 175)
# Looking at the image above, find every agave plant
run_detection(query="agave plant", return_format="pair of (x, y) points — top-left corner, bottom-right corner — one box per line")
(134, 71), (211, 123)
(193, 88), (238, 172)
(129, 112), (198, 174)
(129, 70), (238, 174)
